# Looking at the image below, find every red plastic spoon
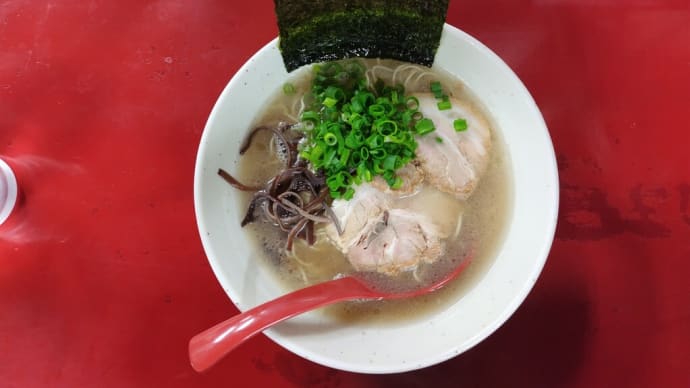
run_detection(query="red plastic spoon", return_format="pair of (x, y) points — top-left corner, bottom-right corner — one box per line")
(189, 256), (472, 372)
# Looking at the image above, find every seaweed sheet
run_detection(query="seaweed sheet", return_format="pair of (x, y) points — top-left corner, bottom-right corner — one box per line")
(274, 0), (449, 72)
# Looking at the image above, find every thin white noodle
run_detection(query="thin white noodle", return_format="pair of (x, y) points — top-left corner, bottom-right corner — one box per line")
(414, 71), (435, 85)
(453, 213), (464, 239)
(363, 62), (437, 92)
(407, 69), (435, 87)
(288, 244), (314, 268)
(372, 65), (395, 76)
(366, 65), (395, 89)
(391, 64), (419, 85)
(296, 265), (309, 284)
(365, 70), (374, 89)
(266, 138), (287, 168)
(278, 103), (297, 122)
(403, 71), (417, 86)
(313, 227), (329, 240)
(290, 97), (301, 119)
(281, 95), (306, 125)
(412, 265), (422, 282)
(391, 65), (402, 85)
(289, 240), (321, 285)
(268, 135), (275, 154)
(298, 96), (306, 117)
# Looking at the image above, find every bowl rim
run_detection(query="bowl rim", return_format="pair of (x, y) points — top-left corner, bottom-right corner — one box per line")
(194, 23), (559, 373)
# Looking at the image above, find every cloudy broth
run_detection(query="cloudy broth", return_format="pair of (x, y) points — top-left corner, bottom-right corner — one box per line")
(235, 59), (513, 324)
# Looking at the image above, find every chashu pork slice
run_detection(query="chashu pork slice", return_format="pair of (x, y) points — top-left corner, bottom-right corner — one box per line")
(413, 93), (492, 200)
(325, 183), (447, 276)
(345, 208), (444, 275)
(324, 183), (390, 253)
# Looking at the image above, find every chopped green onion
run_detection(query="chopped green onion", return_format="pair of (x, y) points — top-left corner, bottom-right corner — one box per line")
(302, 120), (315, 131)
(437, 101), (451, 110)
(345, 131), (363, 149)
(369, 148), (386, 160)
(339, 148), (351, 165)
(435, 136), (443, 143)
(431, 81), (444, 99)
(324, 148), (336, 165)
(454, 118), (468, 132)
(297, 61), (443, 196)
(283, 83), (296, 95)
(383, 155), (398, 171)
(350, 99), (363, 113)
(323, 97), (338, 108)
(437, 97), (452, 111)
(368, 104), (386, 117)
(372, 160), (386, 174)
(374, 120), (398, 136)
(415, 118), (435, 135)
(323, 132), (337, 146)
(350, 115), (367, 131)
(391, 90), (399, 104)
(391, 176), (404, 190)
(324, 85), (345, 101)
(359, 163), (373, 181)
(326, 175), (341, 191)
(401, 110), (414, 126)
(366, 134), (384, 149)
(406, 96), (419, 110)
(343, 187), (355, 200)
(300, 111), (319, 122)
(355, 91), (375, 107)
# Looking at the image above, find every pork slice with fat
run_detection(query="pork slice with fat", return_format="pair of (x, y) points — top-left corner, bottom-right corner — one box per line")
(413, 93), (492, 200)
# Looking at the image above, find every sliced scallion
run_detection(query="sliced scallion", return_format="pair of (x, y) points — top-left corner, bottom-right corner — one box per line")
(283, 82), (296, 95)
(454, 118), (468, 132)
(437, 97), (452, 111)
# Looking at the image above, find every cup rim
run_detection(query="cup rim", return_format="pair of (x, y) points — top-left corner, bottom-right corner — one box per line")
(0, 158), (18, 225)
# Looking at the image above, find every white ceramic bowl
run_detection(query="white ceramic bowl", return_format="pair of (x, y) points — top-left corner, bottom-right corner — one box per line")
(194, 23), (558, 373)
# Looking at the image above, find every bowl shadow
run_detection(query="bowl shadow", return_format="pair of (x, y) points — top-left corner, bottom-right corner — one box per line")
(375, 263), (592, 387)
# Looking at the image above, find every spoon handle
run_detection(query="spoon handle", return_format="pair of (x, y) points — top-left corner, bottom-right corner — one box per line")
(188, 277), (378, 372)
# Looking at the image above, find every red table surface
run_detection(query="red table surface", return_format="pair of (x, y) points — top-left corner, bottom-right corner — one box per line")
(1, 1), (688, 387)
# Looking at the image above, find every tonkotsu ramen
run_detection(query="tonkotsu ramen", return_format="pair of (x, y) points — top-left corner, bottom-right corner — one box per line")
(219, 59), (512, 322)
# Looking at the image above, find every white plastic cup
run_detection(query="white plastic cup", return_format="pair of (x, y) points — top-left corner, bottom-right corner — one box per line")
(0, 158), (18, 225)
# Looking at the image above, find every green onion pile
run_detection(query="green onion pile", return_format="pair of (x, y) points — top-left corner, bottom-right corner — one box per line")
(295, 61), (439, 200)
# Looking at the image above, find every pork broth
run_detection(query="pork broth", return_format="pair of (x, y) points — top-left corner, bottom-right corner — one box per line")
(234, 59), (513, 324)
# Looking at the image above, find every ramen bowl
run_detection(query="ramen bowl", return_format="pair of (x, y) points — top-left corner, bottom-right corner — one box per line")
(194, 23), (558, 373)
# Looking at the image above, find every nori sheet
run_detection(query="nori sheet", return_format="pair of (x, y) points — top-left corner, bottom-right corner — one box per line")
(274, 0), (449, 72)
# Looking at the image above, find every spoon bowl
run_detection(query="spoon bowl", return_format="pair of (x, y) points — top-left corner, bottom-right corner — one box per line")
(189, 255), (472, 372)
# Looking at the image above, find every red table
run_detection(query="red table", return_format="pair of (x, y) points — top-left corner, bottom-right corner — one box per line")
(1, 1), (688, 387)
